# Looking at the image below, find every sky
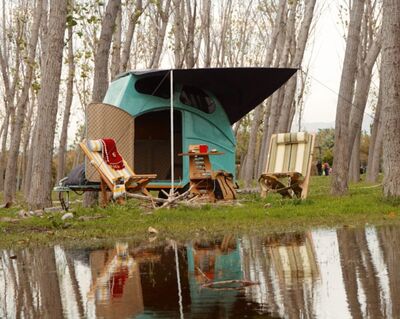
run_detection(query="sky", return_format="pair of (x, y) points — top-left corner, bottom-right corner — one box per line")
(302, 0), (377, 128)
(303, 1), (345, 125)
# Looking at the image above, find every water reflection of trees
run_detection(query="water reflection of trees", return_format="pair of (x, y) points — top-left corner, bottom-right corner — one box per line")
(376, 226), (400, 317)
(337, 227), (384, 319)
(0, 248), (63, 318)
(1, 226), (400, 318)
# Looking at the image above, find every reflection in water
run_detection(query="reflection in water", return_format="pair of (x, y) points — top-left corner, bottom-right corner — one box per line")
(241, 232), (319, 318)
(1, 225), (400, 318)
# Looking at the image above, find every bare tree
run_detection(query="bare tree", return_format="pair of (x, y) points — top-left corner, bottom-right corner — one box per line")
(381, 0), (400, 197)
(119, 0), (144, 73)
(57, 12), (75, 183)
(184, 0), (197, 68)
(110, 7), (122, 79)
(0, 2), (23, 191)
(27, 0), (67, 209)
(366, 81), (383, 183)
(19, 92), (35, 191)
(276, 0), (317, 133)
(200, 0), (212, 67)
(256, 0), (287, 176)
(331, 0), (365, 196)
(92, 0), (121, 101)
(3, 0), (42, 204)
(255, 0), (316, 180)
(173, 0), (185, 67)
(347, 3), (381, 182)
(241, 0), (286, 185)
(84, 0), (121, 207)
(149, 0), (172, 68)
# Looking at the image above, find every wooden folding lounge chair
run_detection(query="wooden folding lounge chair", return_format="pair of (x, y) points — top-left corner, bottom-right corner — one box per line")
(80, 139), (157, 206)
(259, 132), (315, 199)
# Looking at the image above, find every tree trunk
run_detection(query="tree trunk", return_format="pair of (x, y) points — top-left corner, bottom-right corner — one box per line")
(381, 0), (400, 197)
(91, 0), (121, 101)
(110, 7), (121, 80)
(233, 118), (242, 139)
(27, 0), (67, 209)
(0, 111), (9, 191)
(242, 106), (262, 186)
(331, 0), (365, 196)
(257, 100), (271, 175)
(276, 0), (317, 133)
(258, 2), (288, 173)
(184, 0), (196, 68)
(84, 0), (121, 208)
(24, 122), (37, 198)
(19, 94), (35, 192)
(368, 122), (383, 183)
(149, 0), (172, 68)
(347, 39), (381, 159)
(366, 71), (383, 183)
(201, 0), (211, 67)
(215, 1), (233, 67)
(349, 130), (360, 183)
(119, 0), (144, 73)
(256, 0), (287, 176)
(0, 5), (22, 192)
(57, 23), (75, 183)
(3, 0), (42, 204)
(173, 0), (184, 68)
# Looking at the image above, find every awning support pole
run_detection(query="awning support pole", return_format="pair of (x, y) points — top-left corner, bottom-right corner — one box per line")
(170, 69), (175, 197)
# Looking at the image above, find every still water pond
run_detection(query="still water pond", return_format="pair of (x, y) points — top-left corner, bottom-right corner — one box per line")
(1, 225), (399, 318)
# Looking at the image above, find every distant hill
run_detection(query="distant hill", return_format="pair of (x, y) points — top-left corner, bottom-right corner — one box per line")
(301, 117), (373, 134)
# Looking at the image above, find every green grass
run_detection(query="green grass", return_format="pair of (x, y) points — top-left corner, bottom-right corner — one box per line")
(0, 176), (399, 249)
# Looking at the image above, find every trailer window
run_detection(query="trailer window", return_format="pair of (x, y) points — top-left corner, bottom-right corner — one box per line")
(135, 75), (171, 99)
(180, 85), (216, 114)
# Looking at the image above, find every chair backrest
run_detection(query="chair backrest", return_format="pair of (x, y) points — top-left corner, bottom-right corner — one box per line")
(265, 132), (314, 176)
(80, 140), (134, 184)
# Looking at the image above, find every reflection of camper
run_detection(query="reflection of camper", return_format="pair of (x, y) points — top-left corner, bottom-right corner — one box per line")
(187, 235), (242, 317)
(191, 235), (237, 283)
(88, 243), (144, 319)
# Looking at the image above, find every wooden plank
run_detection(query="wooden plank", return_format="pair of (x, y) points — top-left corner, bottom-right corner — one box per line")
(300, 134), (316, 199)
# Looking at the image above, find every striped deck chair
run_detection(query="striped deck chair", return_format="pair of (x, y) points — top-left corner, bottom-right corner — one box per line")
(259, 132), (315, 199)
(80, 140), (157, 205)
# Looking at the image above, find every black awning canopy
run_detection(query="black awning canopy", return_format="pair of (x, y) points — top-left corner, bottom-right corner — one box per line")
(120, 67), (297, 124)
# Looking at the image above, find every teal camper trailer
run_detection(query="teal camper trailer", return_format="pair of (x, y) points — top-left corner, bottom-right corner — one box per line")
(91, 68), (296, 190)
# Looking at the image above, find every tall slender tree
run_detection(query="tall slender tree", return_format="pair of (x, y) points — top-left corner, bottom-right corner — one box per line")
(366, 80), (383, 183)
(381, 0), (400, 197)
(57, 5), (76, 183)
(27, 0), (68, 209)
(331, 0), (365, 196)
(92, 0), (121, 102)
(3, 0), (42, 204)
(242, 0), (286, 185)
(119, 0), (144, 73)
(84, 0), (121, 207)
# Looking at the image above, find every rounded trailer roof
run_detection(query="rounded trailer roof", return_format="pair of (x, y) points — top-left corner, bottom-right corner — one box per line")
(116, 67), (297, 124)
